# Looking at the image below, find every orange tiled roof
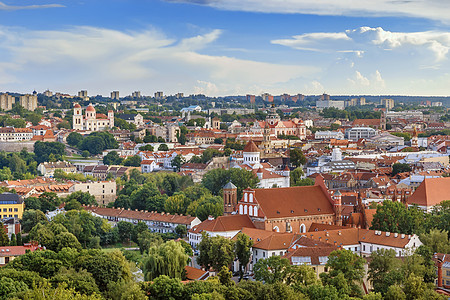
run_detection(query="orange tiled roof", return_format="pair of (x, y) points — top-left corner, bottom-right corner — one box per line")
(248, 185), (334, 219)
(407, 177), (450, 207)
(189, 214), (255, 234)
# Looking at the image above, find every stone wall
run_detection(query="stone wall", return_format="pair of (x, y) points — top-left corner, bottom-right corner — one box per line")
(0, 141), (35, 152)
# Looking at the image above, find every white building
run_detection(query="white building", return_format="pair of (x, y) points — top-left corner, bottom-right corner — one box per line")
(315, 131), (344, 140)
(346, 127), (377, 141)
(72, 103), (114, 131)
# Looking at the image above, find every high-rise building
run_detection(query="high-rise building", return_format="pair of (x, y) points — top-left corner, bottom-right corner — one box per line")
(43, 90), (53, 97)
(132, 91), (141, 98)
(320, 93), (330, 101)
(380, 98), (395, 110)
(78, 90), (88, 98)
(154, 91), (164, 100)
(0, 93), (15, 111)
(19, 94), (38, 111)
(175, 93), (184, 99)
(246, 94), (255, 103)
(111, 91), (120, 100)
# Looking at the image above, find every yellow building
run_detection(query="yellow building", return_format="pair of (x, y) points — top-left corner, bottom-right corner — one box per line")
(0, 193), (25, 219)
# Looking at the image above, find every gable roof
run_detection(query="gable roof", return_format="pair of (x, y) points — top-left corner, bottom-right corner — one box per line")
(189, 214), (255, 234)
(249, 185), (334, 219)
(407, 177), (450, 207)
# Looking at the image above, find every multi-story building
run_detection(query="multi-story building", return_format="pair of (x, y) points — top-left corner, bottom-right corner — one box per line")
(118, 114), (144, 127)
(72, 103), (114, 131)
(78, 90), (88, 97)
(132, 91), (141, 98)
(380, 98), (395, 110)
(154, 91), (164, 99)
(0, 93), (15, 111)
(316, 100), (345, 110)
(346, 127), (377, 141)
(84, 206), (201, 234)
(315, 131), (345, 140)
(19, 94), (38, 111)
(0, 243), (42, 266)
(111, 91), (120, 100)
(70, 181), (116, 206)
(43, 90), (53, 97)
(175, 93), (184, 99)
(37, 161), (77, 178)
(0, 127), (33, 142)
(0, 193), (25, 219)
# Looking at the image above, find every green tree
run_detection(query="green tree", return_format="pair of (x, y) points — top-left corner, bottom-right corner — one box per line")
(201, 168), (259, 199)
(123, 155), (141, 167)
(81, 150), (90, 158)
(139, 144), (154, 151)
(50, 232), (82, 252)
(320, 249), (365, 298)
(34, 141), (65, 164)
(21, 209), (48, 232)
(144, 275), (184, 300)
(164, 193), (188, 215)
(392, 163), (412, 176)
(117, 221), (133, 242)
(254, 256), (291, 284)
(137, 231), (163, 254)
(197, 233), (234, 271)
(131, 221), (149, 243)
(38, 192), (61, 212)
(103, 151), (124, 165)
(16, 233), (23, 245)
(175, 224), (187, 238)
(50, 267), (100, 296)
(370, 200), (423, 234)
(142, 240), (189, 281)
(65, 191), (97, 206)
(290, 148), (307, 167)
(171, 155), (185, 171)
(420, 229), (450, 253)
(290, 167), (314, 186)
(9, 233), (16, 246)
(0, 223), (8, 246)
(234, 233), (253, 279)
(66, 132), (83, 147)
(158, 143), (169, 151)
(368, 249), (404, 295)
(0, 277), (29, 300)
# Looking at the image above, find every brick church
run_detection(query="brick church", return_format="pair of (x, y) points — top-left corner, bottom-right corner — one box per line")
(223, 175), (343, 234)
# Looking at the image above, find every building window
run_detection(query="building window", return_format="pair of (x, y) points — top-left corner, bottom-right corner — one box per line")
(8, 208), (12, 212)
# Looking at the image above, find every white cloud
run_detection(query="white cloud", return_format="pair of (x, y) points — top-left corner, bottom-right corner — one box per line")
(0, 26), (318, 96)
(0, 1), (63, 11)
(273, 26), (450, 62)
(166, 0), (450, 23)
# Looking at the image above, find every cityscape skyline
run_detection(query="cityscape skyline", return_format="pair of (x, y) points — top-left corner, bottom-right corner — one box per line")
(0, 0), (450, 96)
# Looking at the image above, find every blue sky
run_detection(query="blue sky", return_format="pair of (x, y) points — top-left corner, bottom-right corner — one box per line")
(1, 0), (450, 96)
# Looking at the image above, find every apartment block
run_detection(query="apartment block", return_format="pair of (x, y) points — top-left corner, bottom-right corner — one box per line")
(0, 94), (15, 111)
(19, 94), (38, 111)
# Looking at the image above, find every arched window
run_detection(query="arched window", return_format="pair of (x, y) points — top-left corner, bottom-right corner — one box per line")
(239, 205), (243, 215)
(249, 206), (253, 216)
(249, 194), (253, 202)
(300, 224), (306, 233)
(273, 226), (280, 232)
(244, 205), (247, 215)
(253, 208), (258, 217)
(244, 193), (248, 202)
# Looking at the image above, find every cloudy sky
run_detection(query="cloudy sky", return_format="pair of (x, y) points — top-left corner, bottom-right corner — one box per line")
(1, 0), (450, 96)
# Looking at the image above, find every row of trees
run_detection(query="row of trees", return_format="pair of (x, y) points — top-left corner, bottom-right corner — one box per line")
(67, 131), (118, 155)
(109, 168), (259, 221)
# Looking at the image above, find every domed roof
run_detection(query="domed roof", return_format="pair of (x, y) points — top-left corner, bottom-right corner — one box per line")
(223, 182), (237, 190)
(74, 103), (81, 108)
(86, 104), (95, 112)
(243, 140), (259, 153)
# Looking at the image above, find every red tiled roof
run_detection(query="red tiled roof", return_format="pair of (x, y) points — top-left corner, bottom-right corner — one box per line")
(407, 177), (450, 207)
(189, 215), (255, 233)
(243, 140), (259, 153)
(248, 185), (334, 219)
